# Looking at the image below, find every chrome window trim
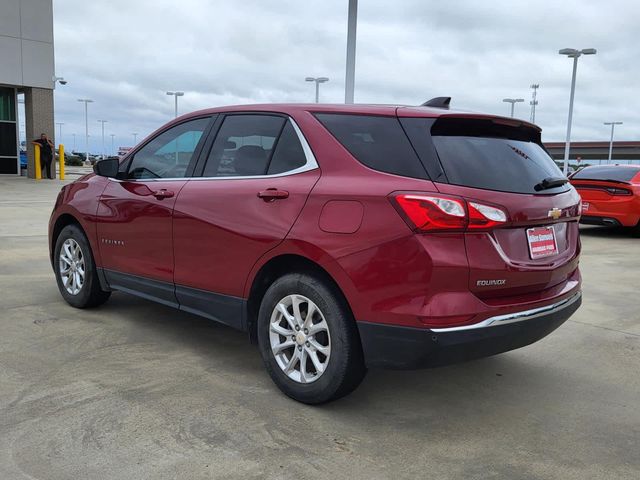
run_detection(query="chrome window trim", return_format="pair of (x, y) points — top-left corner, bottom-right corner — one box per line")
(110, 117), (318, 183)
(430, 291), (581, 333)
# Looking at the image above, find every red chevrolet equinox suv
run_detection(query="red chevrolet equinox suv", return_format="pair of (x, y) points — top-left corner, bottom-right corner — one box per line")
(49, 100), (582, 404)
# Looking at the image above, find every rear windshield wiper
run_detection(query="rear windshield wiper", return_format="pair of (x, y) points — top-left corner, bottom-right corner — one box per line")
(534, 176), (568, 191)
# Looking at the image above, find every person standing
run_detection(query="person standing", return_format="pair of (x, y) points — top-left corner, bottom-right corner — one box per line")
(32, 133), (55, 179)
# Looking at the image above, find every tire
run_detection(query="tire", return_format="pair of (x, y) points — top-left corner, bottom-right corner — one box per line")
(631, 221), (640, 238)
(257, 272), (366, 404)
(54, 224), (111, 308)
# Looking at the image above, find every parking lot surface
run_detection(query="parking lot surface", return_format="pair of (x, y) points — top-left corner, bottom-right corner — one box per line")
(1, 177), (638, 480)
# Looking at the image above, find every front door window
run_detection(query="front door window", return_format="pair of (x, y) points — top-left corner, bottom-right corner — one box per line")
(126, 117), (210, 179)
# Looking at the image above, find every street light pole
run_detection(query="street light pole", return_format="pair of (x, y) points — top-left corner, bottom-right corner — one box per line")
(77, 98), (93, 163)
(502, 98), (524, 118)
(345, 0), (358, 104)
(132, 132), (138, 145)
(166, 91), (184, 118)
(604, 121), (623, 164)
(55, 122), (64, 146)
(72, 133), (76, 152)
(97, 120), (108, 159)
(305, 77), (330, 103)
(110, 134), (116, 156)
(559, 47), (597, 175)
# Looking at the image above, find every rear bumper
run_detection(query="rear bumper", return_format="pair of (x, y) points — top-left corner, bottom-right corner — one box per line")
(357, 291), (582, 369)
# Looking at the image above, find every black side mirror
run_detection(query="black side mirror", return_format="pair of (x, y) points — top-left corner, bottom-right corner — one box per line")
(93, 158), (120, 178)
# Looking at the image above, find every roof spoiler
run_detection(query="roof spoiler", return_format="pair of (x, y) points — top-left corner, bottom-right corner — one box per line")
(421, 97), (451, 109)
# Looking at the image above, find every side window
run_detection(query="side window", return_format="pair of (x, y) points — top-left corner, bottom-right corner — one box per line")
(126, 117), (210, 179)
(267, 121), (307, 174)
(203, 115), (285, 177)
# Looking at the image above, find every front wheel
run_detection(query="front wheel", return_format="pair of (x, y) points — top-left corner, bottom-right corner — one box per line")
(257, 273), (366, 404)
(54, 224), (111, 308)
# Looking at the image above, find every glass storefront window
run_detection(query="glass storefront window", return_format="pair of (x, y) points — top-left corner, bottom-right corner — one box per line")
(0, 88), (17, 122)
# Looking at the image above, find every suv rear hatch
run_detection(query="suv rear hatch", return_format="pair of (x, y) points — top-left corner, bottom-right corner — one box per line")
(399, 114), (581, 302)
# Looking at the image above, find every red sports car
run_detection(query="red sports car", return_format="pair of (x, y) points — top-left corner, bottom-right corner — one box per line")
(570, 165), (640, 236)
(49, 101), (582, 403)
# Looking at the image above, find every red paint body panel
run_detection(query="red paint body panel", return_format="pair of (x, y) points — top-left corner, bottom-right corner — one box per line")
(173, 170), (320, 297)
(96, 179), (188, 282)
(48, 174), (109, 266)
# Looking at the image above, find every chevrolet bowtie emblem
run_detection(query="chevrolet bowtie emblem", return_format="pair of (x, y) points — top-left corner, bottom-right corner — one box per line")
(548, 208), (562, 220)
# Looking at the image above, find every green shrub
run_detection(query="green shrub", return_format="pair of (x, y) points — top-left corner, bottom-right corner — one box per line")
(65, 155), (84, 166)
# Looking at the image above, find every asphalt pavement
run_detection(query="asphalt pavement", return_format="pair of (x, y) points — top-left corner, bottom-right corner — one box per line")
(0, 176), (638, 480)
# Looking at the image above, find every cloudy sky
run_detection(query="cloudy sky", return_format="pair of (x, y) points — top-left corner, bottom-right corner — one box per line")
(46, 0), (638, 153)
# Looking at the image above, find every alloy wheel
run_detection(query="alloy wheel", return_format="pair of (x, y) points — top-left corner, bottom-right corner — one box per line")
(59, 238), (85, 295)
(269, 294), (331, 384)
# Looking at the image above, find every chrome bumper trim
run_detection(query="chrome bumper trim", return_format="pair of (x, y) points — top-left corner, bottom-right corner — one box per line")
(430, 291), (582, 333)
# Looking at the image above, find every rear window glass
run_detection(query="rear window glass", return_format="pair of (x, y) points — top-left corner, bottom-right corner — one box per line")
(314, 114), (428, 179)
(432, 136), (566, 194)
(572, 166), (640, 182)
(405, 118), (567, 194)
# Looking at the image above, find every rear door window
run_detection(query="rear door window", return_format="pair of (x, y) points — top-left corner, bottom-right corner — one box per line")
(203, 115), (285, 177)
(404, 117), (568, 194)
(315, 113), (428, 179)
(267, 122), (307, 174)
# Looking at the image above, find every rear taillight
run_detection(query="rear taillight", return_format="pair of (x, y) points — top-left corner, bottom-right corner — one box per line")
(573, 184), (633, 196)
(606, 187), (632, 196)
(467, 201), (508, 229)
(392, 193), (508, 232)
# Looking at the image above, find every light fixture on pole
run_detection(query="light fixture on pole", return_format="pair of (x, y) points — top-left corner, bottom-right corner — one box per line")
(110, 134), (116, 156)
(502, 98), (524, 118)
(559, 47), (597, 175)
(604, 121), (623, 164)
(132, 132), (138, 145)
(52, 76), (67, 88)
(55, 122), (64, 146)
(305, 77), (330, 103)
(345, 0), (358, 103)
(97, 120), (108, 159)
(529, 84), (539, 123)
(166, 91), (184, 118)
(77, 98), (93, 163)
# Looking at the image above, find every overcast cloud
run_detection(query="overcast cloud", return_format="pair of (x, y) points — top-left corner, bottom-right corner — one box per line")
(48, 0), (639, 153)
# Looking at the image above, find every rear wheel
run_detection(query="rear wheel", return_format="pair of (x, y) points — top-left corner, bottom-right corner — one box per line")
(631, 220), (640, 238)
(54, 224), (111, 308)
(257, 272), (366, 404)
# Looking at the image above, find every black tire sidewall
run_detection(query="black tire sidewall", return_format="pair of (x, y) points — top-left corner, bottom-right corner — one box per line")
(257, 273), (361, 404)
(54, 225), (101, 308)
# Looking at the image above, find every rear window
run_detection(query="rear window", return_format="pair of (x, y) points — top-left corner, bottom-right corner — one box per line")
(572, 166), (640, 182)
(314, 113), (428, 179)
(405, 117), (568, 194)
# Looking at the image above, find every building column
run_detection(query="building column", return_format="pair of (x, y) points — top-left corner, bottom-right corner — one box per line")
(24, 87), (55, 179)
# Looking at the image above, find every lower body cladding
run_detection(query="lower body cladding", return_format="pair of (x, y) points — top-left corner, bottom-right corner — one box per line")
(356, 292), (582, 369)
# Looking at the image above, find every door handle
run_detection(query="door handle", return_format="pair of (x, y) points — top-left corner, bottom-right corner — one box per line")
(257, 189), (289, 201)
(153, 189), (174, 199)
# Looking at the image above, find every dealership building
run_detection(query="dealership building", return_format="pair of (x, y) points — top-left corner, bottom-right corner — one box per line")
(545, 141), (640, 167)
(0, 0), (55, 177)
